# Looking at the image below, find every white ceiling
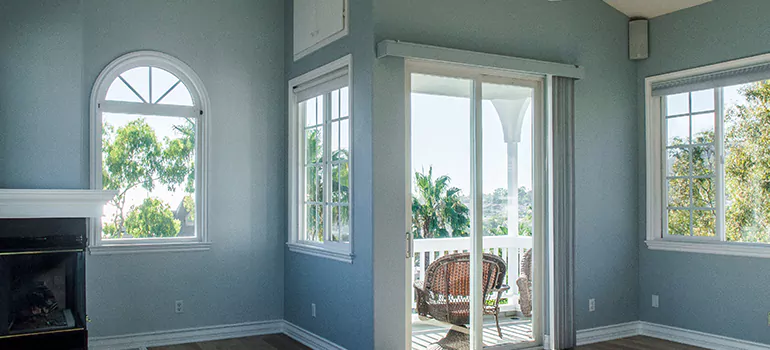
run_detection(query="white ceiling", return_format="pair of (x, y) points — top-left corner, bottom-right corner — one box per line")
(603, 0), (712, 19)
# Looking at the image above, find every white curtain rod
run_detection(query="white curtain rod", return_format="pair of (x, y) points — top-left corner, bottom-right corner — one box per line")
(376, 40), (584, 79)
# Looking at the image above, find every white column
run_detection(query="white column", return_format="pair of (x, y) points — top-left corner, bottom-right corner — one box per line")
(508, 142), (519, 236)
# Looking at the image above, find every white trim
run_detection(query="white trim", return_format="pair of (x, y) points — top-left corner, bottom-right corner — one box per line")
(640, 321), (770, 350)
(377, 40), (584, 79)
(89, 241), (211, 255)
(576, 321), (641, 346)
(89, 51), (210, 251)
(287, 55), (354, 262)
(286, 242), (353, 263)
(0, 189), (117, 218)
(645, 239), (770, 258)
(88, 320), (283, 350)
(283, 321), (347, 350)
(545, 321), (770, 349)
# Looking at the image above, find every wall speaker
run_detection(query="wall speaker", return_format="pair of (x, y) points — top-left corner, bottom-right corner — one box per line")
(629, 19), (649, 60)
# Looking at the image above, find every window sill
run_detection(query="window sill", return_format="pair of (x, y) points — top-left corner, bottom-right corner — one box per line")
(286, 242), (353, 263)
(88, 242), (211, 255)
(645, 239), (770, 258)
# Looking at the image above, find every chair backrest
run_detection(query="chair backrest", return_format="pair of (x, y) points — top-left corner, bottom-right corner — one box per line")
(424, 252), (507, 297)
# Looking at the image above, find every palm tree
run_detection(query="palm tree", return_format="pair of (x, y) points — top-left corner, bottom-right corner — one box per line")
(411, 167), (470, 239)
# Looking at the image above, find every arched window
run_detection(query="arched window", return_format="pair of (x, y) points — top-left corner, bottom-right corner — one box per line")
(90, 51), (209, 252)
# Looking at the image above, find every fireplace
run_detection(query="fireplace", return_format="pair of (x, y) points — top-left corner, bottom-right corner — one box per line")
(0, 219), (87, 349)
(0, 189), (116, 350)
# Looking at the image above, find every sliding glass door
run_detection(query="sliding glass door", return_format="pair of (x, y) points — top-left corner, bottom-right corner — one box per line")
(407, 62), (544, 350)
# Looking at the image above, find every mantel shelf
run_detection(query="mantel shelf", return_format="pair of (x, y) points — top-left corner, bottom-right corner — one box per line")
(0, 189), (117, 218)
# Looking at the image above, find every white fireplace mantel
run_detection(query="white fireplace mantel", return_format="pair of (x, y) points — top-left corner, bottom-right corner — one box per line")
(0, 189), (117, 218)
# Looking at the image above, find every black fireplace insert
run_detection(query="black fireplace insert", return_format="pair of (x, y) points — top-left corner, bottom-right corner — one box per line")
(0, 219), (88, 350)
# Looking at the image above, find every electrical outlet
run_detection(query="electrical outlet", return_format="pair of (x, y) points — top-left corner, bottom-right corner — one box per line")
(588, 298), (595, 312)
(175, 300), (184, 314)
(311, 303), (317, 318)
(652, 294), (659, 308)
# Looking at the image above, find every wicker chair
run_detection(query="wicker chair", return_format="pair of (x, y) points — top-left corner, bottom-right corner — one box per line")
(414, 252), (510, 338)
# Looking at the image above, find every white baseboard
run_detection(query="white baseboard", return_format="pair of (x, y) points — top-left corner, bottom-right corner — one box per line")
(89, 320), (283, 350)
(564, 321), (770, 350)
(283, 321), (346, 350)
(88, 320), (346, 350)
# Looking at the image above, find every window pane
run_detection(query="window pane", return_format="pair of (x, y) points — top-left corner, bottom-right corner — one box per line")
(338, 163), (349, 203)
(306, 127), (322, 164)
(340, 87), (349, 118)
(692, 210), (716, 237)
(667, 116), (689, 146)
(668, 209), (690, 236)
(339, 205), (350, 243)
(724, 81), (770, 244)
(666, 147), (690, 177)
(667, 179), (690, 207)
(339, 118), (349, 159)
(692, 145), (715, 176)
(105, 78), (143, 103)
(692, 178), (715, 208)
(120, 67), (150, 102)
(151, 67), (179, 104)
(691, 89), (715, 113)
(331, 205), (340, 242)
(331, 121), (340, 154)
(666, 93), (689, 116)
(691, 112), (715, 144)
(156, 82), (193, 106)
(100, 113), (196, 239)
(304, 97), (318, 127)
(331, 89), (340, 120)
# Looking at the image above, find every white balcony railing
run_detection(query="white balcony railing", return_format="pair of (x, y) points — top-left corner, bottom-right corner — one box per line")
(411, 235), (532, 312)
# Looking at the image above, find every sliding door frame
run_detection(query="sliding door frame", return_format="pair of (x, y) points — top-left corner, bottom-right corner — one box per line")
(405, 59), (547, 350)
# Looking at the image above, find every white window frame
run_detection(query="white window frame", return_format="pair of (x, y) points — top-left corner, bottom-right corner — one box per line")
(88, 51), (210, 255)
(645, 52), (770, 258)
(287, 55), (353, 263)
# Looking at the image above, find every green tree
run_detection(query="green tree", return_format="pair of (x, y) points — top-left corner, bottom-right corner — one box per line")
(304, 129), (350, 241)
(124, 198), (181, 238)
(101, 118), (195, 238)
(411, 167), (470, 239)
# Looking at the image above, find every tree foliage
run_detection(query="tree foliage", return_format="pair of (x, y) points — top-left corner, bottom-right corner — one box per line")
(304, 128), (350, 241)
(101, 118), (195, 238)
(411, 167), (470, 239)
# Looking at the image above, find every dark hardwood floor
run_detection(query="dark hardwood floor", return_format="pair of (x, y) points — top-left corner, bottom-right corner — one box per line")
(578, 336), (705, 350)
(147, 334), (310, 350)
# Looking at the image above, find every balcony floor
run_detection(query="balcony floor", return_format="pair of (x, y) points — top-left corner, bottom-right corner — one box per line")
(411, 316), (534, 349)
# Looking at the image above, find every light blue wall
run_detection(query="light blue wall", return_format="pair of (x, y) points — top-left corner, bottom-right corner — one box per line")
(374, 0), (640, 331)
(283, 1), (375, 349)
(0, 0), (286, 337)
(637, 0), (770, 344)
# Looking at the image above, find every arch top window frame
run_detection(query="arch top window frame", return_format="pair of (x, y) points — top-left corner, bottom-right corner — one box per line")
(89, 51), (210, 255)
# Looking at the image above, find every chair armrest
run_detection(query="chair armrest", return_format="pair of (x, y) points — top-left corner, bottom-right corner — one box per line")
(414, 280), (426, 292)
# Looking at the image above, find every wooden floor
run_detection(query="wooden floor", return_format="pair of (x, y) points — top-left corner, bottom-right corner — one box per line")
(579, 336), (705, 350)
(147, 334), (310, 350)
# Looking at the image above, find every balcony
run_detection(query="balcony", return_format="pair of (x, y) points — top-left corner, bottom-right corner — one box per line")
(410, 235), (534, 348)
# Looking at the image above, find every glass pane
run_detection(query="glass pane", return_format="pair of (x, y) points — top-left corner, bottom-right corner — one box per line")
(724, 81), (770, 244)
(151, 67), (179, 103)
(340, 204), (350, 243)
(105, 78), (143, 103)
(305, 127), (322, 164)
(156, 81), (194, 106)
(331, 205), (340, 242)
(691, 89), (715, 113)
(340, 86), (349, 118)
(692, 210), (716, 237)
(666, 93), (689, 116)
(692, 145), (715, 176)
(316, 96), (325, 124)
(667, 210), (690, 236)
(331, 120), (340, 154)
(692, 178), (715, 208)
(667, 116), (690, 146)
(481, 81), (536, 347)
(666, 147), (690, 177)
(667, 179), (690, 207)
(338, 163), (349, 203)
(331, 163), (340, 201)
(691, 112), (715, 144)
(304, 97), (318, 127)
(331, 89), (340, 120)
(100, 113), (196, 239)
(339, 118), (349, 160)
(410, 73), (472, 349)
(120, 67), (150, 102)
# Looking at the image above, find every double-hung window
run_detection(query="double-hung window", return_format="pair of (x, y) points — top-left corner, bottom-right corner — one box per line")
(288, 55), (352, 262)
(646, 54), (770, 257)
(89, 51), (209, 254)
